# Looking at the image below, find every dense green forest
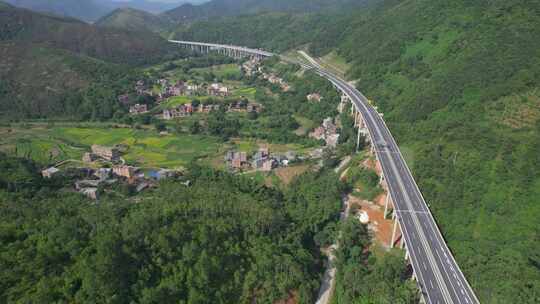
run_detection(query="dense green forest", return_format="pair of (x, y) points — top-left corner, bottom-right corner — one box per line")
(163, 0), (372, 24)
(0, 153), (345, 303)
(0, 3), (178, 65)
(175, 0), (540, 302)
(0, 2), (189, 120)
(332, 218), (418, 304)
(96, 7), (174, 34)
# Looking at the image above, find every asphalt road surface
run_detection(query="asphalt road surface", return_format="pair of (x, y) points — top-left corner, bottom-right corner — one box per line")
(169, 40), (480, 304)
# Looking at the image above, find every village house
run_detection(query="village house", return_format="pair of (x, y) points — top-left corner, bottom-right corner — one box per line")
(252, 158), (265, 170)
(135, 80), (145, 95)
(225, 151), (248, 169)
(81, 187), (99, 200)
(199, 104), (220, 113)
(118, 94), (130, 105)
(307, 93), (322, 103)
(228, 101), (262, 113)
(282, 83), (291, 92)
(246, 103), (262, 113)
(163, 80), (186, 97)
(242, 58), (260, 76)
(262, 159), (276, 172)
(309, 117), (340, 148)
(148, 169), (176, 181)
(75, 179), (103, 190)
(42, 167), (60, 178)
(163, 104), (193, 120)
(186, 84), (200, 95)
(129, 104), (148, 115)
(94, 168), (112, 180)
(263, 73), (291, 92)
(82, 152), (98, 163)
(208, 83), (230, 97)
(91, 145), (120, 162)
(113, 166), (137, 179)
(309, 126), (326, 141)
(170, 86), (184, 96)
(251, 147), (270, 170)
(326, 134), (340, 148)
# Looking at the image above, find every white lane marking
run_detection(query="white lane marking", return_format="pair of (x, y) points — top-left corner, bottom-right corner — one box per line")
(296, 49), (479, 304)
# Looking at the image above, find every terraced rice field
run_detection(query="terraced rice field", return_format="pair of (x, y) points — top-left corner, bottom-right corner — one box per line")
(0, 124), (223, 168)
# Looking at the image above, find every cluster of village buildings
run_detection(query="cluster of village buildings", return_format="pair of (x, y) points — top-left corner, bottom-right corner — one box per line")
(241, 58), (291, 92)
(309, 117), (340, 148)
(162, 99), (262, 120)
(242, 58), (262, 76)
(262, 73), (291, 92)
(117, 78), (237, 116)
(155, 79), (231, 102)
(307, 93), (322, 103)
(225, 147), (297, 172)
(42, 145), (177, 200)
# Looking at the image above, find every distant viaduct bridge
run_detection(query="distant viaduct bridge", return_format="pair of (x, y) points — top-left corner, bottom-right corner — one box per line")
(169, 39), (480, 304)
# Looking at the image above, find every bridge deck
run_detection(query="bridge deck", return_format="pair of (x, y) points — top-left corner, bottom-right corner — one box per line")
(170, 40), (479, 304)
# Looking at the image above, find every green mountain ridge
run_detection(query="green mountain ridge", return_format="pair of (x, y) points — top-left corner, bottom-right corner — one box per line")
(175, 0), (540, 302)
(164, 0), (373, 24)
(0, 2), (184, 119)
(3, 0), (110, 22)
(96, 7), (174, 34)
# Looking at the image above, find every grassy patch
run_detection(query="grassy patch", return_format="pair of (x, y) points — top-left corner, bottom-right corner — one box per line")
(0, 125), (223, 169)
(275, 164), (311, 185)
(232, 87), (257, 100)
(293, 115), (315, 135)
(190, 64), (241, 78)
(319, 51), (350, 75)
(160, 96), (193, 108)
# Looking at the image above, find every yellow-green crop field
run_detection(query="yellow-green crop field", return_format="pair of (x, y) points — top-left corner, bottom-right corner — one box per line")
(0, 124), (224, 169)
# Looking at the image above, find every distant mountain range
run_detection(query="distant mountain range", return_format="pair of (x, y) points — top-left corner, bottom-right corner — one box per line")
(0, 1), (179, 118)
(163, 0), (370, 23)
(96, 0), (371, 34)
(3, 0), (207, 22)
(96, 7), (174, 33)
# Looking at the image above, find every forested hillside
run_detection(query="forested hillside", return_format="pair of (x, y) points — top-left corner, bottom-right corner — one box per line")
(175, 0), (540, 302)
(164, 0), (371, 24)
(96, 7), (173, 34)
(0, 2), (186, 119)
(3, 0), (109, 21)
(0, 3), (177, 65)
(0, 154), (344, 303)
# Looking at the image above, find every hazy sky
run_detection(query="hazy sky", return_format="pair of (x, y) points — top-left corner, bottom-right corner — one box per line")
(110, 0), (206, 3)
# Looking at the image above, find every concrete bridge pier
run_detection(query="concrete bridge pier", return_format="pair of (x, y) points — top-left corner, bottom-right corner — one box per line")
(384, 191), (392, 219)
(339, 94), (349, 113)
(356, 126), (363, 152)
(391, 216), (399, 248)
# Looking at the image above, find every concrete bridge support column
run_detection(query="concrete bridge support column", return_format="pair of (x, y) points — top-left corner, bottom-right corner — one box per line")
(404, 246), (410, 261)
(384, 192), (391, 219)
(391, 217), (398, 248)
(356, 126), (363, 152)
(339, 95), (348, 113)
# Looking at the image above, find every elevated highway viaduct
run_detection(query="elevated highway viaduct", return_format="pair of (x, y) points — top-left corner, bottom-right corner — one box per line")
(169, 40), (480, 304)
